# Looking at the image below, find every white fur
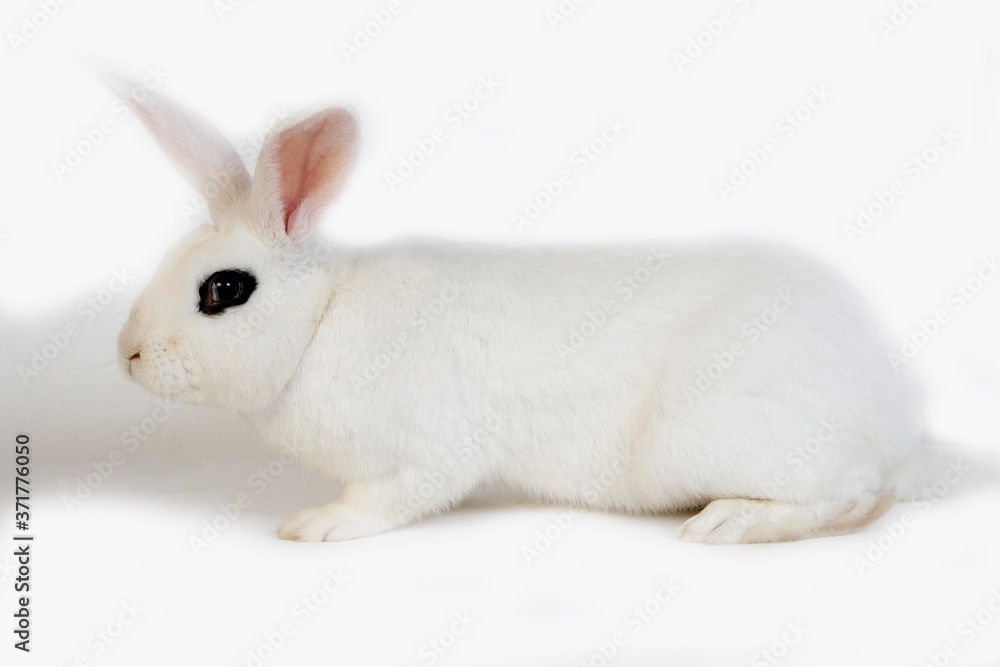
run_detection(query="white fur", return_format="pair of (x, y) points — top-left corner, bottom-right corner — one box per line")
(115, 83), (952, 544)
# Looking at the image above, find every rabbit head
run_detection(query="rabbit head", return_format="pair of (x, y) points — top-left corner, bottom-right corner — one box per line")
(112, 78), (358, 411)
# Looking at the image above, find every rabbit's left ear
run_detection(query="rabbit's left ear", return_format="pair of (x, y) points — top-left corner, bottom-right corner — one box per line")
(250, 107), (359, 247)
(101, 72), (252, 223)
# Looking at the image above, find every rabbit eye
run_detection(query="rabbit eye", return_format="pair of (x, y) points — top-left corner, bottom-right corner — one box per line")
(199, 270), (257, 315)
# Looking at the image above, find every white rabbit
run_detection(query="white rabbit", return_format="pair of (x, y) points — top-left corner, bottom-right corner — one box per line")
(111, 77), (959, 544)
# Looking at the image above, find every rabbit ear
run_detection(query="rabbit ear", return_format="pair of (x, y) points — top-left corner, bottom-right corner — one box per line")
(101, 72), (251, 222)
(250, 107), (358, 246)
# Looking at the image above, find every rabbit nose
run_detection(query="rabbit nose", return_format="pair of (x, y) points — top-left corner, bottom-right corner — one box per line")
(125, 349), (141, 376)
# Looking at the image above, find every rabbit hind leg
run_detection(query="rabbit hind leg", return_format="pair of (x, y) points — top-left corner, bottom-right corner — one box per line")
(676, 492), (894, 544)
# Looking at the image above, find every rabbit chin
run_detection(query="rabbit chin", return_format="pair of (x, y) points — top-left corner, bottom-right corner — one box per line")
(127, 356), (210, 406)
(125, 342), (293, 411)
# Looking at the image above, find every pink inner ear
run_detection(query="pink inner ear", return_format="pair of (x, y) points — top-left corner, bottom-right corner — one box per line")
(276, 109), (355, 235)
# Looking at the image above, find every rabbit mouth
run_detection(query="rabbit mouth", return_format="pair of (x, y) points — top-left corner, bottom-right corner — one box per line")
(123, 340), (207, 405)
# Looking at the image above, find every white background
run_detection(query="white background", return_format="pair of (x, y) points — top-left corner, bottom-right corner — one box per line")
(2, 0), (1000, 665)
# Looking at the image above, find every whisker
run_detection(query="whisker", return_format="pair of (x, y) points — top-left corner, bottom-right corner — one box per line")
(107, 305), (129, 322)
(192, 417), (209, 466)
(68, 360), (117, 370)
(96, 373), (125, 414)
(152, 417), (167, 466)
(109, 377), (130, 414)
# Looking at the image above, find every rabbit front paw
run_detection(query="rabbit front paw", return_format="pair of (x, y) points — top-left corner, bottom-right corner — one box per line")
(278, 504), (393, 542)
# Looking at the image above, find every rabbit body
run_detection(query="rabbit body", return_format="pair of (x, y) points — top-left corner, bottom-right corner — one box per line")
(110, 78), (936, 544)
(246, 239), (922, 542)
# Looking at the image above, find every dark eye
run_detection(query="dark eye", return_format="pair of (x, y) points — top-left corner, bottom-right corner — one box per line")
(198, 270), (257, 315)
